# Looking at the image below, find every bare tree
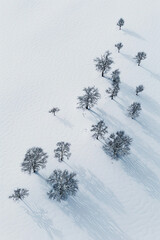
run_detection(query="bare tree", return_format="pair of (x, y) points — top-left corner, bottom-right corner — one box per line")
(54, 142), (71, 162)
(49, 107), (60, 116)
(21, 147), (48, 174)
(127, 102), (142, 119)
(77, 86), (101, 110)
(94, 51), (113, 77)
(106, 85), (119, 100)
(47, 170), (78, 201)
(111, 69), (121, 88)
(115, 43), (123, 53)
(91, 121), (108, 140)
(103, 131), (132, 160)
(117, 18), (124, 30)
(9, 188), (29, 201)
(134, 52), (147, 66)
(136, 85), (144, 96)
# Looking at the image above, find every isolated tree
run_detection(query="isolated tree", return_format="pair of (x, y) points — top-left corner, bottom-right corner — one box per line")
(91, 120), (108, 140)
(134, 52), (147, 66)
(54, 142), (71, 162)
(47, 170), (78, 201)
(77, 86), (100, 110)
(117, 18), (124, 30)
(136, 85), (144, 96)
(21, 147), (48, 174)
(9, 188), (29, 201)
(115, 43), (123, 53)
(111, 69), (121, 88)
(49, 107), (60, 116)
(106, 85), (119, 100)
(94, 51), (114, 77)
(103, 131), (132, 160)
(127, 102), (142, 119)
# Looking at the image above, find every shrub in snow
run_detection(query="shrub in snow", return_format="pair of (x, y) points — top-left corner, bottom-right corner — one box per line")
(47, 170), (78, 201)
(49, 107), (60, 116)
(94, 51), (113, 77)
(134, 52), (147, 66)
(136, 85), (144, 96)
(106, 85), (119, 100)
(117, 18), (124, 30)
(77, 86), (100, 110)
(9, 188), (29, 201)
(111, 69), (121, 88)
(106, 69), (121, 99)
(54, 142), (71, 162)
(115, 43), (123, 53)
(103, 131), (132, 160)
(127, 102), (142, 119)
(91, 120), (108, 140)
(21, 147), (48, 174)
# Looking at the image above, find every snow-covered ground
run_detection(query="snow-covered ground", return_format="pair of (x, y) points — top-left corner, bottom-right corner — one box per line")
(1, 0), (160, 239)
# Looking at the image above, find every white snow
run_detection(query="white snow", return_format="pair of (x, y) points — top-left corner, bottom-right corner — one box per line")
(1, 0), (160, 239)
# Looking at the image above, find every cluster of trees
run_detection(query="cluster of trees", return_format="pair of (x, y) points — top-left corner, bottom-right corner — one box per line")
(9, 18), (147, 204)
(76, 18), (147, 160)
(77, 83), (143, 119)
(106, 69), (121, 100)
(90, 121), (132, 159)
(10, 145), (78, 202)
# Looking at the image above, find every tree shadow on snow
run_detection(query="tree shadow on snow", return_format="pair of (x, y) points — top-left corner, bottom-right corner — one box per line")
(141, 94), (160, 119)
(117, 82), (160, 122)
(137, 112), (160, 145)
(76, 166), (125, 214)
(22, 201), (62, 240)
(58, 192), (130, 240)
(121, 154), (160, 199)
(122, 28), (146, 41)
(141, 66), (160, 81)
(121, 53), (135, 64)
(132, 137), (160, 169)
(56, 116), (73, 128)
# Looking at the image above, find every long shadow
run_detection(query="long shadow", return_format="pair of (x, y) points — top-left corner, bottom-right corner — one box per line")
(121, 154), (160, 199)
(122, 28), (146, 41)
(56, 116), (73, 128)
(121, 53), (135, 64)
(35, 172), (47, 181)
(89, 109), (102, 120)
(118, 82), (160, 121)
(58, 192), (130, 240)
(76, 166), (124, 214)
(132, 137), (160, 169)
(137, 112), (160, 144)
(141, 66), (160, 81)
(35, 172), (51, 194)
(141, 93), (160, 119)
(22, 201), (62, 239)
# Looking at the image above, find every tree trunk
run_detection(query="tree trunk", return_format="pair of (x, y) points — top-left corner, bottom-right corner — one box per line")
(119, 26), (121, 30)
(102, 71), (104, 77)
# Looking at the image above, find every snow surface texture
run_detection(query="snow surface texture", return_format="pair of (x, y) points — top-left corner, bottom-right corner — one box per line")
(1, 0), (160, 239)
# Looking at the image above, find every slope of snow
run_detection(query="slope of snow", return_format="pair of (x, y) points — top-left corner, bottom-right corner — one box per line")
(1, 0), (160, 239)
